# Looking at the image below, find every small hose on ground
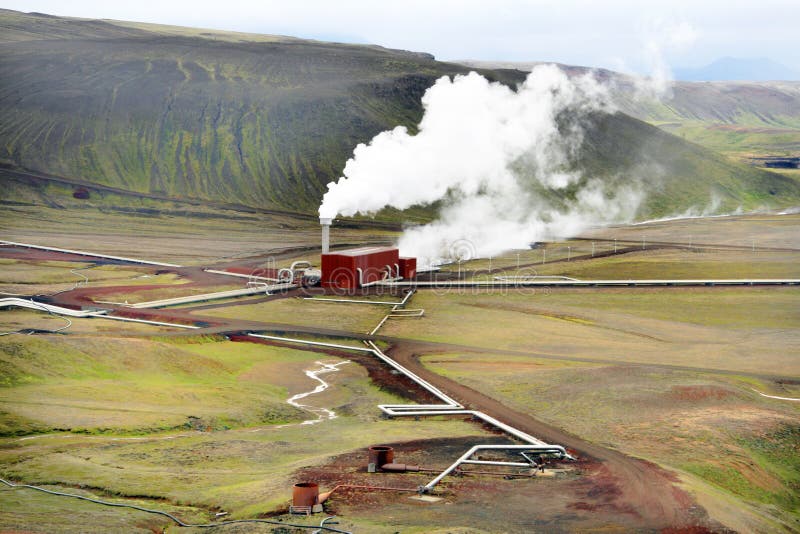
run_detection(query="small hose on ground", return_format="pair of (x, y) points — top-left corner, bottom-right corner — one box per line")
(0, 478), (351, 533)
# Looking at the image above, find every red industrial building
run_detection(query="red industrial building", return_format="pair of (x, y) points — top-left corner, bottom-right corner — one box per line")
(398, 257), (416, 279)
(321, 247), (416, 289)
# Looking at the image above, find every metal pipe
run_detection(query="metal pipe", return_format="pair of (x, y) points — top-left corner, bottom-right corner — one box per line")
(320, 218), (332, 254)
(460, 460), (535, 468)
(0, 298), (107, 317)
(0, 477), (350, 533)
(203, 269), (280, 282)
(423, 445), (566, 491)
(305, 297), (408, 306)
(246, 319), (569, 494)
(247, 333), (374, 352)
(379, 279), (800, 288)
(0, 240), (181, 268)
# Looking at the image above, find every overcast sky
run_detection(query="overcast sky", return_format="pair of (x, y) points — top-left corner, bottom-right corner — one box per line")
(2, 0), (799, 74)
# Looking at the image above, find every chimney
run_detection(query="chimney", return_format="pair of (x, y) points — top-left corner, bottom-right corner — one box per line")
(320, 217), (332, 254)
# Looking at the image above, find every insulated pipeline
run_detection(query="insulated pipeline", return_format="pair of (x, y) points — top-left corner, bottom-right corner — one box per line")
(243, 331), (569, 491)
(0, 478), (351, 533)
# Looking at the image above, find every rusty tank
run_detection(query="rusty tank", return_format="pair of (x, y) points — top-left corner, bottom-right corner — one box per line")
(368, 446), (394, 472)
(292, 482), (319, 508)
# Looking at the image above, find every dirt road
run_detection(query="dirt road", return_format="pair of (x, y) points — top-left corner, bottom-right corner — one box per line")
(385, 340), (714, 530)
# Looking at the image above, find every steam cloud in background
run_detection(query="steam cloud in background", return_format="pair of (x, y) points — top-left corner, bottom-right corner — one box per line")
(319, 65), (644, 265)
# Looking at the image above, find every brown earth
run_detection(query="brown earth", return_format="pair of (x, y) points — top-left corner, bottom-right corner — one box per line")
(380, 340), (724, 531)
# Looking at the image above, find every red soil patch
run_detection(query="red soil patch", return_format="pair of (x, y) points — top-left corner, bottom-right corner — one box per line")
(662, 527), (719, 534)
(0, 246), (118, 264)
(668, 385), (736, 402)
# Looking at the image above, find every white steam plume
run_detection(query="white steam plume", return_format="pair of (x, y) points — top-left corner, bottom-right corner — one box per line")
(319, 65), (643, 265)
(635, 18), (698, 98)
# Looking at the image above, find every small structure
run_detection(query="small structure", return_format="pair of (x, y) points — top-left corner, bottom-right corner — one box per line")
(321, 246), (400, 289)
(317, 218), (415, 289)
(291, 482), (323, 514)
(368, 446), (394, 472)
(398, 257), (417, 279)
(367, 445), (419, 473)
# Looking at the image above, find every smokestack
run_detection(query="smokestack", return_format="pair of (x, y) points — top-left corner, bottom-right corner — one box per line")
(320, 217), (332, 254)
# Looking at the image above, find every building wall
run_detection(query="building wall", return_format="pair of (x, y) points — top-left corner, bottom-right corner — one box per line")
(399, 257), (417, 279)
(321, 248), (400, 289)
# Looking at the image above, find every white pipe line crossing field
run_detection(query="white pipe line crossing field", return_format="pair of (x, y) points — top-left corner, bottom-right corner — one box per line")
(245, 332), (568, 492)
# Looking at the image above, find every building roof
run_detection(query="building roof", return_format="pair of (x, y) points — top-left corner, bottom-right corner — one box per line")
(325, 246), (398, 257)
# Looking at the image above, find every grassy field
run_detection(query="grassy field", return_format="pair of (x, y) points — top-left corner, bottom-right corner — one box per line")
(2, 206), (799, 531)
(526, 247), (800, 280)
(657, 120), (800, 160)
(586, 212), (800, 249)
(380, 287), (800, 376)
(0, 335), (317, 434)
(0, 310), (179, 336)
(0, 333), (491, 530)
(0, 258), (187, 296)
(0, 182), (395, 265)
(420, 350), (800, 530)
(439, 242), (800, 280)
(199, 297), (389, 334)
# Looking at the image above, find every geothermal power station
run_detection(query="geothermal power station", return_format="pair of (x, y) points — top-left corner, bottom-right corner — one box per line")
(319, 217), (417, 289)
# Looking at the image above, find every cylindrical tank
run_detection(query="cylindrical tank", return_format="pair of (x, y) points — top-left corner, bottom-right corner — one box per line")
(368, 445), (394, 472)
(292, 482), (319, 507)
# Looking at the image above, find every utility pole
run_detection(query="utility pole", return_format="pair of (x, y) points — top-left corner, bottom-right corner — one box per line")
(542, 248), (546, 264)
(567, 246), (571, 261)
(591, 241), (595, 257)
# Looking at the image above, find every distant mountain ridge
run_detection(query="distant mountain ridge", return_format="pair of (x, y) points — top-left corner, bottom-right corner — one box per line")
(1, 9), (798, 221)
(674, 57), (800, 82)
(457, 59), (800, 161)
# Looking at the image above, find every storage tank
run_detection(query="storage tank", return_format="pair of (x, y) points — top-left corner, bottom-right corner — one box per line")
(292, 482), (319, 507)
(367, 445), (395, 472)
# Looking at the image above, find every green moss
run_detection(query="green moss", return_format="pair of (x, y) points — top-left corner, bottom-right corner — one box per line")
(737, 424), (800, 509)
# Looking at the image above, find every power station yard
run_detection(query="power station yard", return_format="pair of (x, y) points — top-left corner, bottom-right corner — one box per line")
(1, 211), (799, 532)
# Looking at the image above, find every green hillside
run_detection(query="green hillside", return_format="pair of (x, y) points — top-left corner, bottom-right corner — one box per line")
(573, 112), (800, 215)
(459, 60), (800, 162)
(1, 9), (798, 220)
